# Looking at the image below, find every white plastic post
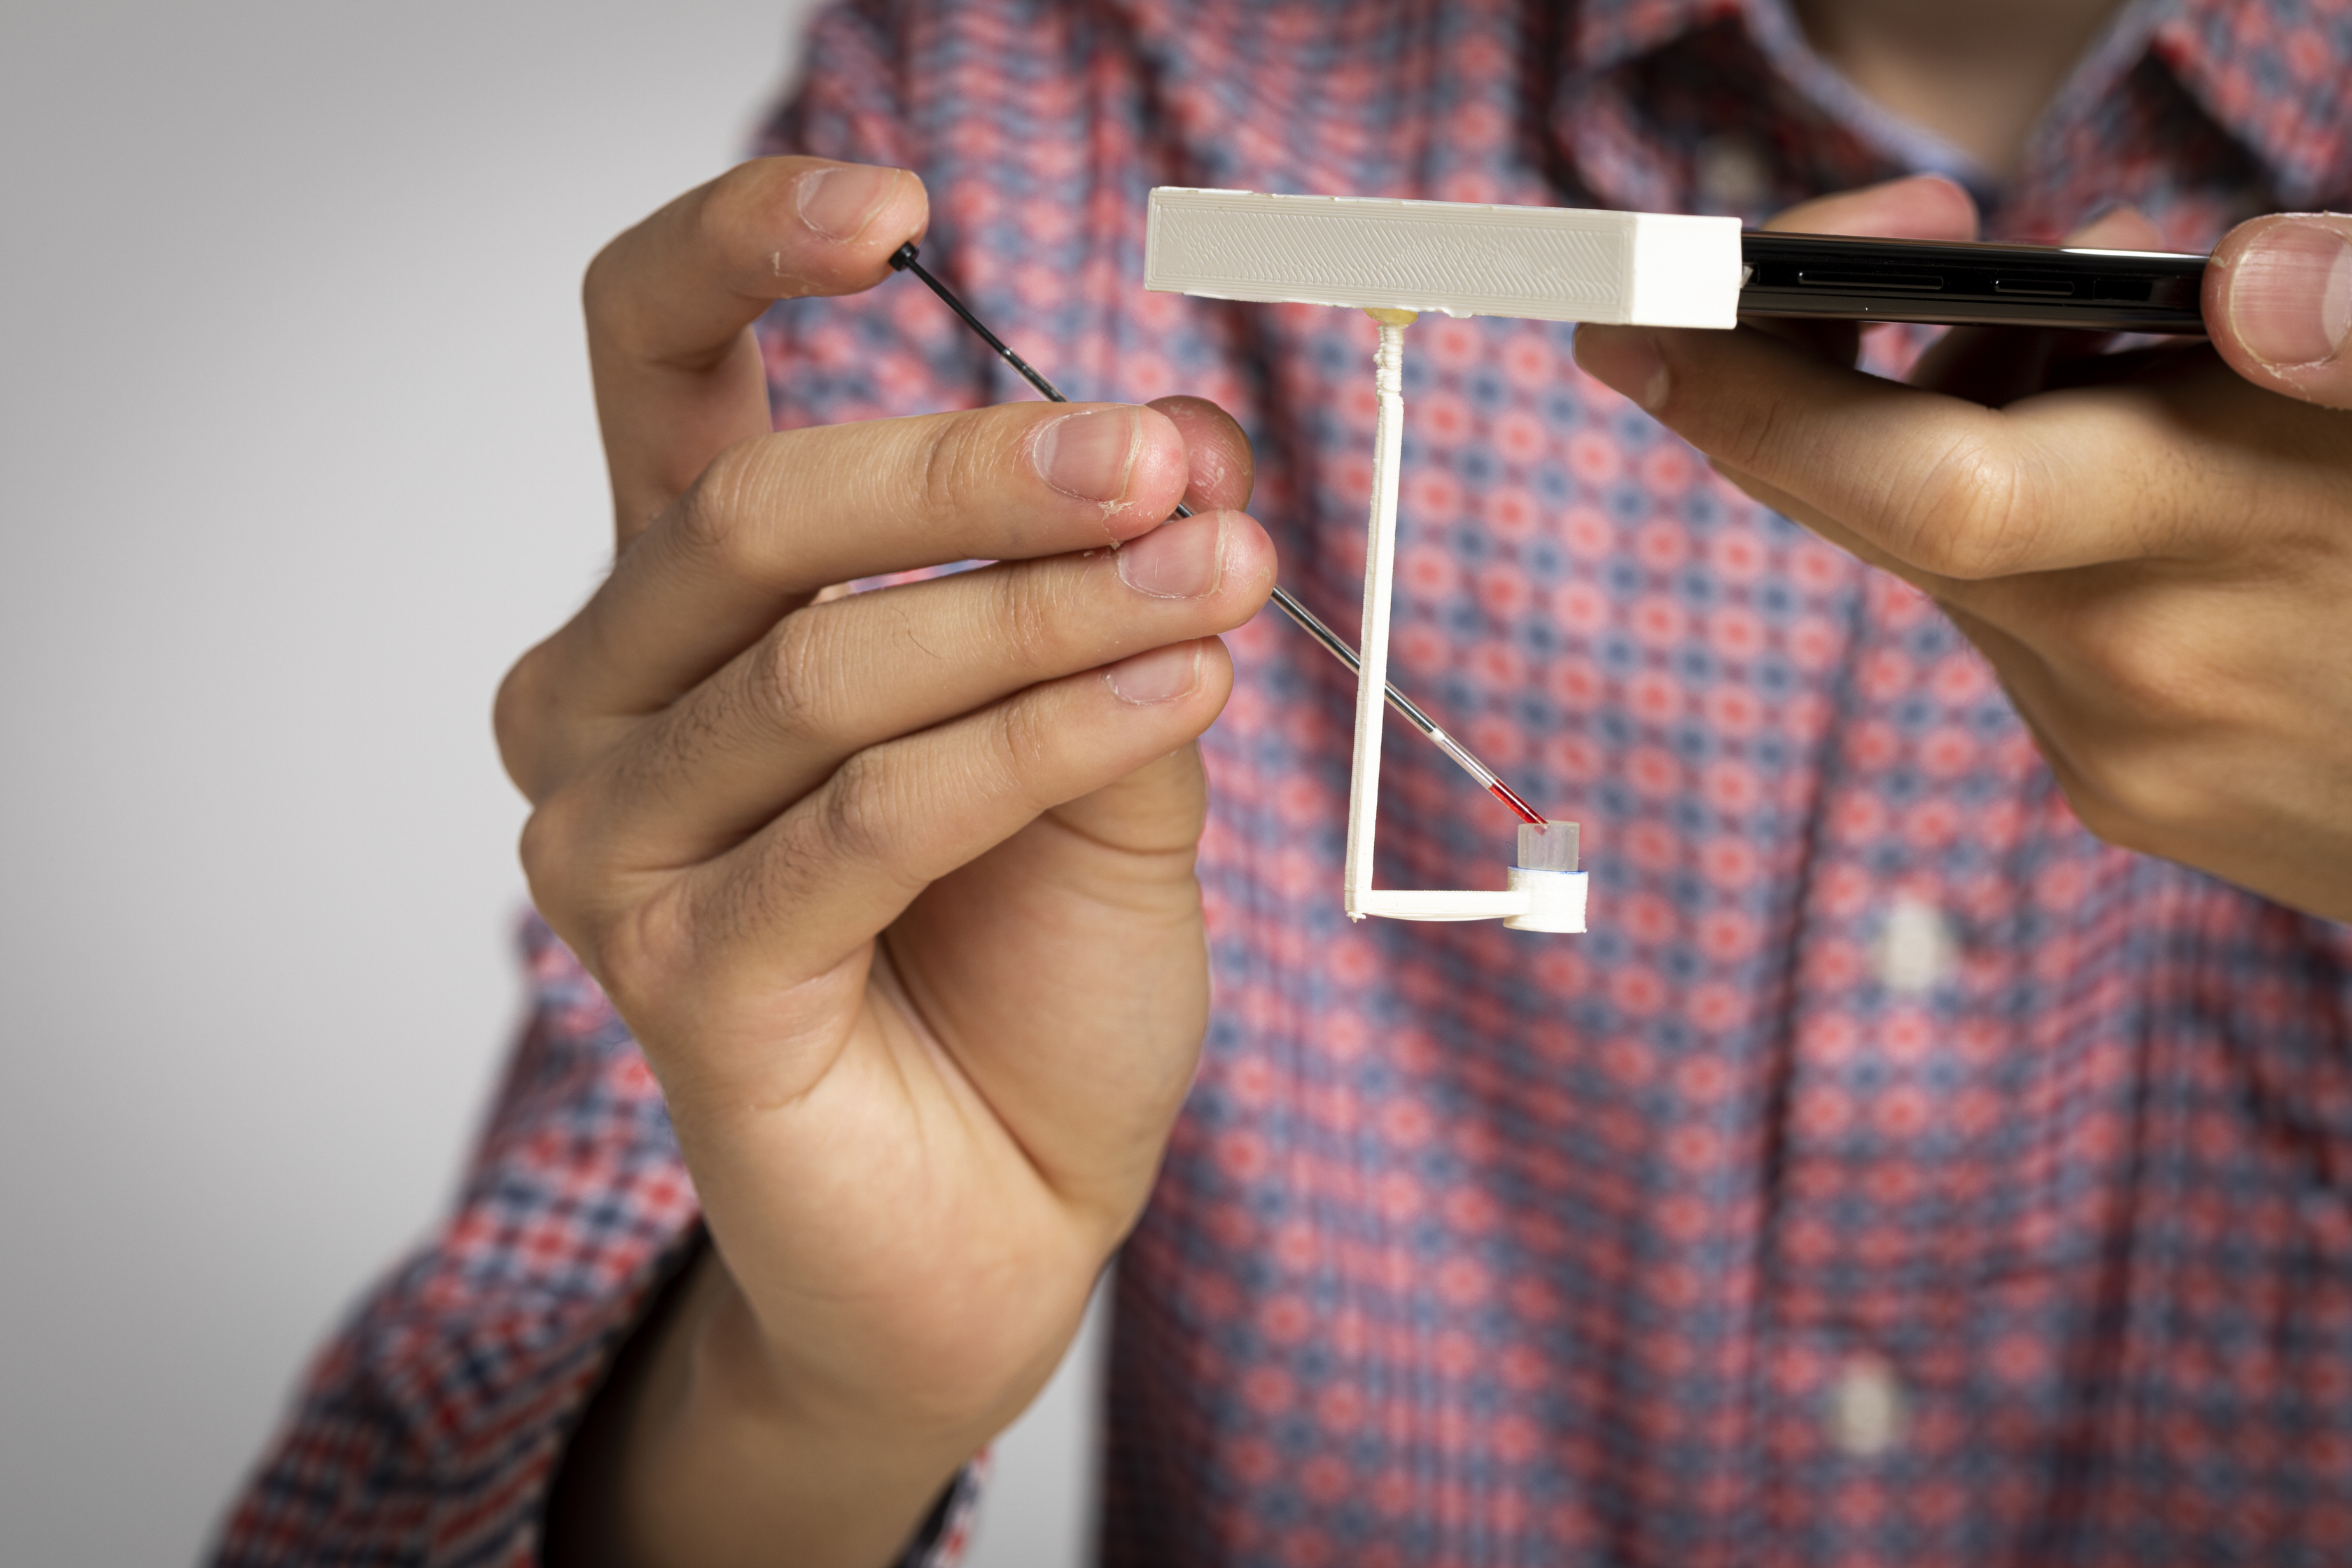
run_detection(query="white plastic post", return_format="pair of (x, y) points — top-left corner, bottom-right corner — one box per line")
(1342, 308), (1415, 922)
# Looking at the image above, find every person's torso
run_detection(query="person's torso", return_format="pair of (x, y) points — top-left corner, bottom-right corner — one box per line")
(761, 3), (2352, 1561)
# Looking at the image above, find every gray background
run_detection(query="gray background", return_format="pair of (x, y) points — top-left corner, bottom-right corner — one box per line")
(0, 2), (1098, 1562)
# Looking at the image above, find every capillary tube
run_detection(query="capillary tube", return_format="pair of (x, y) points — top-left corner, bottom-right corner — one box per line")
(887, 242), (1545, 828)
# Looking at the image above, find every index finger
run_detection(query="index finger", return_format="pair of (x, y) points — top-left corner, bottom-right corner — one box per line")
(586, 157), (930, 542)
(1575, 318), (2204, 578)
(1576, 176), (2190, 580)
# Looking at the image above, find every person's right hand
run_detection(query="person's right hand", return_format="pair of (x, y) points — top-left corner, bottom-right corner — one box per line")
(497, 156), (1274, 1568)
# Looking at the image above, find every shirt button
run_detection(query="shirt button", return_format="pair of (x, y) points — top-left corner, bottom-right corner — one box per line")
(1695, 134), (1770, 211)
(1872, 892), (1958, 995)
(1826, 1353), (1906, 1459)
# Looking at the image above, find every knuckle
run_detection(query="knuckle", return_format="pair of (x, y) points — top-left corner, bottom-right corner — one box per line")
(2061, 597), (2214, 730)
(580, 235), (630, 334)
(1903, 437), (2031, 579)
(590, 880), (697, 1010)
(493, 643), (556, 795)
(2049, 721), (2225, 858)
(1719, 387), (1788, 478)
(2034, 611), (2232, 848)
(517, 790), (589, 914)
(517, 789), (691, 1008)
(2058, 779), (2147, 853)
(988, 564), (1076, 672)
(918, 409), (1002, 523)
(743, 610), (841, 746)
(817, 748), (906, 872)
(672, 439), (774, 577)
(2067, 759), (2203, 855)
(2099, 724), (2219, 829)
(696, 160), (765, 244)
(987, 693), (1059, 804)
(606, 698), (710, 813)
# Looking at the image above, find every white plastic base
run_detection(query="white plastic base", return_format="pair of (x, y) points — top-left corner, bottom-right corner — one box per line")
(1503, 868), (1589, 933)
(1352, 890), (1527, 923)
(1352, 869), (1587, 931)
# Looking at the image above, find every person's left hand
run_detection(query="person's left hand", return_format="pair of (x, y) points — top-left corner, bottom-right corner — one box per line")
(1576, 177), (2352, 923)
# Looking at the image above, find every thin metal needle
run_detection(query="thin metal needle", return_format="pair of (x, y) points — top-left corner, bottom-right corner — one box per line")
(888, 241), (1545, 826)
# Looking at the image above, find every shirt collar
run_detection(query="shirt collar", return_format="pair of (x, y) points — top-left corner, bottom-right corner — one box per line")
(1568, 0), (1744, 76)
(2150, 0), (2352, 207)
(1563, 0), (2352, 209)
(1560, 0), (2004, 198)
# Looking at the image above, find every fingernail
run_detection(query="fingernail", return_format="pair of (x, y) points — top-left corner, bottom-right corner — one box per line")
(1575, 326), (1670, 410)
(1105, 643), (1201, 705)
(1117, 515), (1226, 598)
(1032, 408), (1139, 505)
(2226, 220), (2352, 367)
(794, 164), (899, 243)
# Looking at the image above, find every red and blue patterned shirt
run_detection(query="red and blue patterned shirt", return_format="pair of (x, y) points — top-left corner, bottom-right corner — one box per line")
(216, 1), (2352, 1564)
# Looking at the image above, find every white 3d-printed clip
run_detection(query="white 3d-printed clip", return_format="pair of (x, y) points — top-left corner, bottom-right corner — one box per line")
(1144, 187), (1742, 327)
(1144, 188), (1736, 931)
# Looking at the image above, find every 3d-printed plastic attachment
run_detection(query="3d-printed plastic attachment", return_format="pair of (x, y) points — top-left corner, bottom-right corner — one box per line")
(1145, 188), (1742, 327)
(1140, 188), (1727, 935)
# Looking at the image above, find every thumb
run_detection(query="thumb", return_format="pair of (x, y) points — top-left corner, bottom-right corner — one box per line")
(2206, 212), (2352, 408)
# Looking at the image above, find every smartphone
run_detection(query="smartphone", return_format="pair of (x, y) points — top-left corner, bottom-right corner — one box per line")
(1737, 232), (2208, 334)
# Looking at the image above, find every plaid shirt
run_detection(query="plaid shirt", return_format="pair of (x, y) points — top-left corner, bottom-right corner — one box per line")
(216, 1), (2352, 1563)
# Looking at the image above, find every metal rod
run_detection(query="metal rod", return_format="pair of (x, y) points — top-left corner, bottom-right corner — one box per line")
(888, 241), (1544, 825)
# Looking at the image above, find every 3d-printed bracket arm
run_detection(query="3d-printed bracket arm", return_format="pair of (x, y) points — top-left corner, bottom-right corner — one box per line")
(1341, 310), (1415, 921)
(1340, 313), (1586, 933)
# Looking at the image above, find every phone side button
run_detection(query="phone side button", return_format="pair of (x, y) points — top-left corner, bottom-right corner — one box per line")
(1796, 270), (1943, 291)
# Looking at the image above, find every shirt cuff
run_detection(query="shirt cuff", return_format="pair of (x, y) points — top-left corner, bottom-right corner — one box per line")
(214, 1209), (704, 1565)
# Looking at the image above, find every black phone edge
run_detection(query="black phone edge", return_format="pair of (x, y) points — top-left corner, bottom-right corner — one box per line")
(1735, 231), (2210, 335)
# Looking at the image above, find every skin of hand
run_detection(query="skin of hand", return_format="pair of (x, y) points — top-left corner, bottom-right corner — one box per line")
(498, 156), (1275, 1568)
(1576, 177), (2352, 925)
